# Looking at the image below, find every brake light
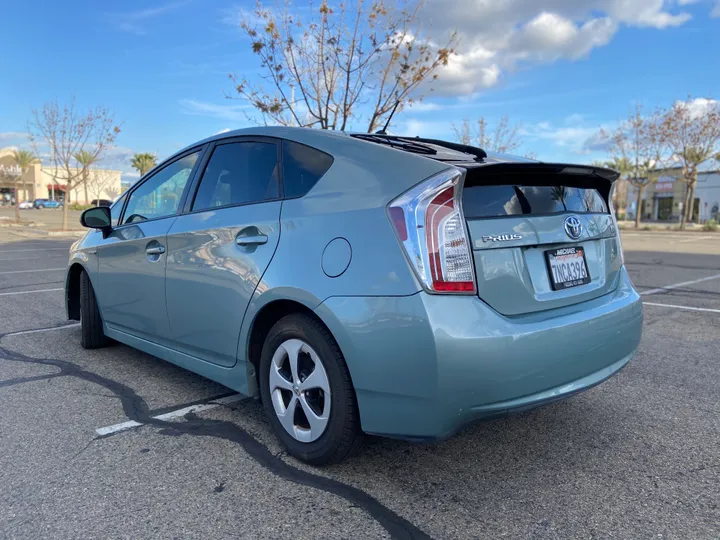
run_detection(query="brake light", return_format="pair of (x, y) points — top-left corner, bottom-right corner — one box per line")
(609, 182), (625, 266)
(388, 168), (476, 294)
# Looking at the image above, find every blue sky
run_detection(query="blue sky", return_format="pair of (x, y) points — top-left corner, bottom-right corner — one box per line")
(1, 0), (719, 181)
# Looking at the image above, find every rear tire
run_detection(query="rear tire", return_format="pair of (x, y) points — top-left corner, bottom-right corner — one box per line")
(259, 313), (363, 465)
(79, 271), (109, 349)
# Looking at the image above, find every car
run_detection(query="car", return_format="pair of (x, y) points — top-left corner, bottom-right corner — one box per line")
(65, 127), (643, 465)
(34, 198), (62, 209)
(89, 199), (112, 207)
(18, 200), (34, 209)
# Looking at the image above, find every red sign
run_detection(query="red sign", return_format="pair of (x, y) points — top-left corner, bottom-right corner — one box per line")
(655, 181), (674, 192)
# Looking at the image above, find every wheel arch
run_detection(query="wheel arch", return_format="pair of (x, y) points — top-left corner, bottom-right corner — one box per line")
(65, 262), (87, 320)
(243, 289), (351, 398)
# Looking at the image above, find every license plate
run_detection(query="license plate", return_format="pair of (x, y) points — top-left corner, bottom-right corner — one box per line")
(545, 247), (591, 290)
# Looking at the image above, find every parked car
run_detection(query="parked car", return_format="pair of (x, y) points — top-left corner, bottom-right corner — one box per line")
(66, 127), (643, 465)
(33, 198), (62, 209)
(18, 200), (34, 209)
(90, 199), (112, 207)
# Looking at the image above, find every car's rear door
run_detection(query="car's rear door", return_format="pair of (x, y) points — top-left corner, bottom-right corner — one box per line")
(461, 163), (622, 315)
(94, 148), (204, 342)
(164, 138), (282, 367)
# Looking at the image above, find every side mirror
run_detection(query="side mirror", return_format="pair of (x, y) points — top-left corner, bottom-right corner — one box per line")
(81, 206), (112, 236)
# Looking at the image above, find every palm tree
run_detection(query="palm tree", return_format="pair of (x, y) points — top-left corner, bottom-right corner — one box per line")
(131, 153), (157, 179)
(74, 150), (98, 205)
(12, 150), (37, 222)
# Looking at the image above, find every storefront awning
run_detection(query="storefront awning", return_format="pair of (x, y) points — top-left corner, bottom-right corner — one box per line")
(47, 184), (66, 192)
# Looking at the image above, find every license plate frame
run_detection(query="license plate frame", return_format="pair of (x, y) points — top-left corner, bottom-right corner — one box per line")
(545, 246), (591, 291)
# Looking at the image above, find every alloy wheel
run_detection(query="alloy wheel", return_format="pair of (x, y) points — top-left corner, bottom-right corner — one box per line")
(269, 338), (331, 443)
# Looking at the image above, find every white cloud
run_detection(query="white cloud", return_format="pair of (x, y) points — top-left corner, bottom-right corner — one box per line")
(108, 0), (191, 35)
(672, 97), (719, 118)
(179, 99), (250, 122)
(713, 1), (720, 16)
(394, 119), (454, 138)
(0, 132), (28, 143)
(220, 4), (267, 28)
(524, 121), (614, 154)
(417, 0), (692, 96)
(508, 13), (616, 63)
(564, 113), (586, 125)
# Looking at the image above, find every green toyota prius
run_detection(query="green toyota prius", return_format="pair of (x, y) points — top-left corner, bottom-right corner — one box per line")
(66, 127), (643, 465)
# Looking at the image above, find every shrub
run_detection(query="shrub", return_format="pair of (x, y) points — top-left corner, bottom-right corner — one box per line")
(68, 203), (93, 211)
(703, 219), (718, 232)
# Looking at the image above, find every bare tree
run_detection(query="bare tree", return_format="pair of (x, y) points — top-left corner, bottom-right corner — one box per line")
(74, 150), (98, 205)
(451, 116), (522, 153)
(28, 99), (120, 229)
(105, 185), (121, 201)
(658, 97), (720, 228)
(86, 169), (115, 205)
(598, 158), (630, 218)
(230, 0), (456, 132)
(604, 104), (663, 229)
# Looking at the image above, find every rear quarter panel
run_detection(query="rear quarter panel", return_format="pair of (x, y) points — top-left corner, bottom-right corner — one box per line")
(236, 137), (451, 365)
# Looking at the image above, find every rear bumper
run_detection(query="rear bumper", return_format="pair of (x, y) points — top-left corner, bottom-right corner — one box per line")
(316, 267), (642, 440)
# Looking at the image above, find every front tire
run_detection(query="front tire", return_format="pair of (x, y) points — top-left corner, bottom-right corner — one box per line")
(259, 313), (363, 465)
(79, 271), (109, 349)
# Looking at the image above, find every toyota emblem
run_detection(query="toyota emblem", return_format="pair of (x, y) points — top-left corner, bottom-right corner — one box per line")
(564, 216), (582, 240)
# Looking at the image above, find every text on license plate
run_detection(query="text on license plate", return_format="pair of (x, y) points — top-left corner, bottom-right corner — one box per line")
(545, 247), (591, 290)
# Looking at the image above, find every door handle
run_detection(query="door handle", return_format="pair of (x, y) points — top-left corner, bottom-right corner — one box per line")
(146, 245), (166, 255)
(235, 234), (268, 246)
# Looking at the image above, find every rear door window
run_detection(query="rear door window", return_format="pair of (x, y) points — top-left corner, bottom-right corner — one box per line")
(463, 185), (608, 219)
(192, 142), (279, 211)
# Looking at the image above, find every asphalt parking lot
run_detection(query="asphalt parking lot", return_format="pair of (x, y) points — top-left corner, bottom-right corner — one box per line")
(1, 229), (718, 539)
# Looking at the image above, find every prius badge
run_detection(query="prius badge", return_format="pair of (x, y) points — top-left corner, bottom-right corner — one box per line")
(481, 233), (523, 242)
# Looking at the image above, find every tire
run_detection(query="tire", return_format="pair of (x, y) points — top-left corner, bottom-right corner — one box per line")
(37, 205), (44, 209)
(79, 271), (109, 349)
(259, 313), (363, 465)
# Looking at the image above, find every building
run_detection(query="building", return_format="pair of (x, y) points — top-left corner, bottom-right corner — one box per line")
(0, 148), (123, 204)
(625, 161), (720, 223)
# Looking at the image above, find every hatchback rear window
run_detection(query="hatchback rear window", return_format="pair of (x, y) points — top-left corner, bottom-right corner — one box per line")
(462, 184), (608, 219)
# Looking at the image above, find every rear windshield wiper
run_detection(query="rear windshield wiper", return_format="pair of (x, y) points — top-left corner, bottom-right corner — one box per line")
(350, 134), (437, 155)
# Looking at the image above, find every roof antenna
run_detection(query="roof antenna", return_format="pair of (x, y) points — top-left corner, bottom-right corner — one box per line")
(375, 100), (400, 135)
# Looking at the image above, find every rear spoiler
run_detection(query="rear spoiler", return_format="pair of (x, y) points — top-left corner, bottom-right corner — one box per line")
(460, 162), (620, 205)
(462, 161), (619, 182)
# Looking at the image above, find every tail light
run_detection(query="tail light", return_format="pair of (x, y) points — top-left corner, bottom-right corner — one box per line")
(609, 181), (625, 266)
(387, 168), (476, 294)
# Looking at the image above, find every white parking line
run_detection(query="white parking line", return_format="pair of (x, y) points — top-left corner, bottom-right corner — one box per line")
(640, 273), (720, 296)
(643, 302), (720, 314)
(0, 288), (63, 297)
(0, 268), (65, 275)
(95, 394), (245, 436)
(0, 248), (69, 254)
(675, 235), (714, 243)
(5, 323), (80, 336)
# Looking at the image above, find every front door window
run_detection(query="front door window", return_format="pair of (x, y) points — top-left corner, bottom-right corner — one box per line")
(122, 152), (200, 224)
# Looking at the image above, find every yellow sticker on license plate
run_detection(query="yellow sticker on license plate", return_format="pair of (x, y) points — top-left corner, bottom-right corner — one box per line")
(545, 247), (591, 290)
